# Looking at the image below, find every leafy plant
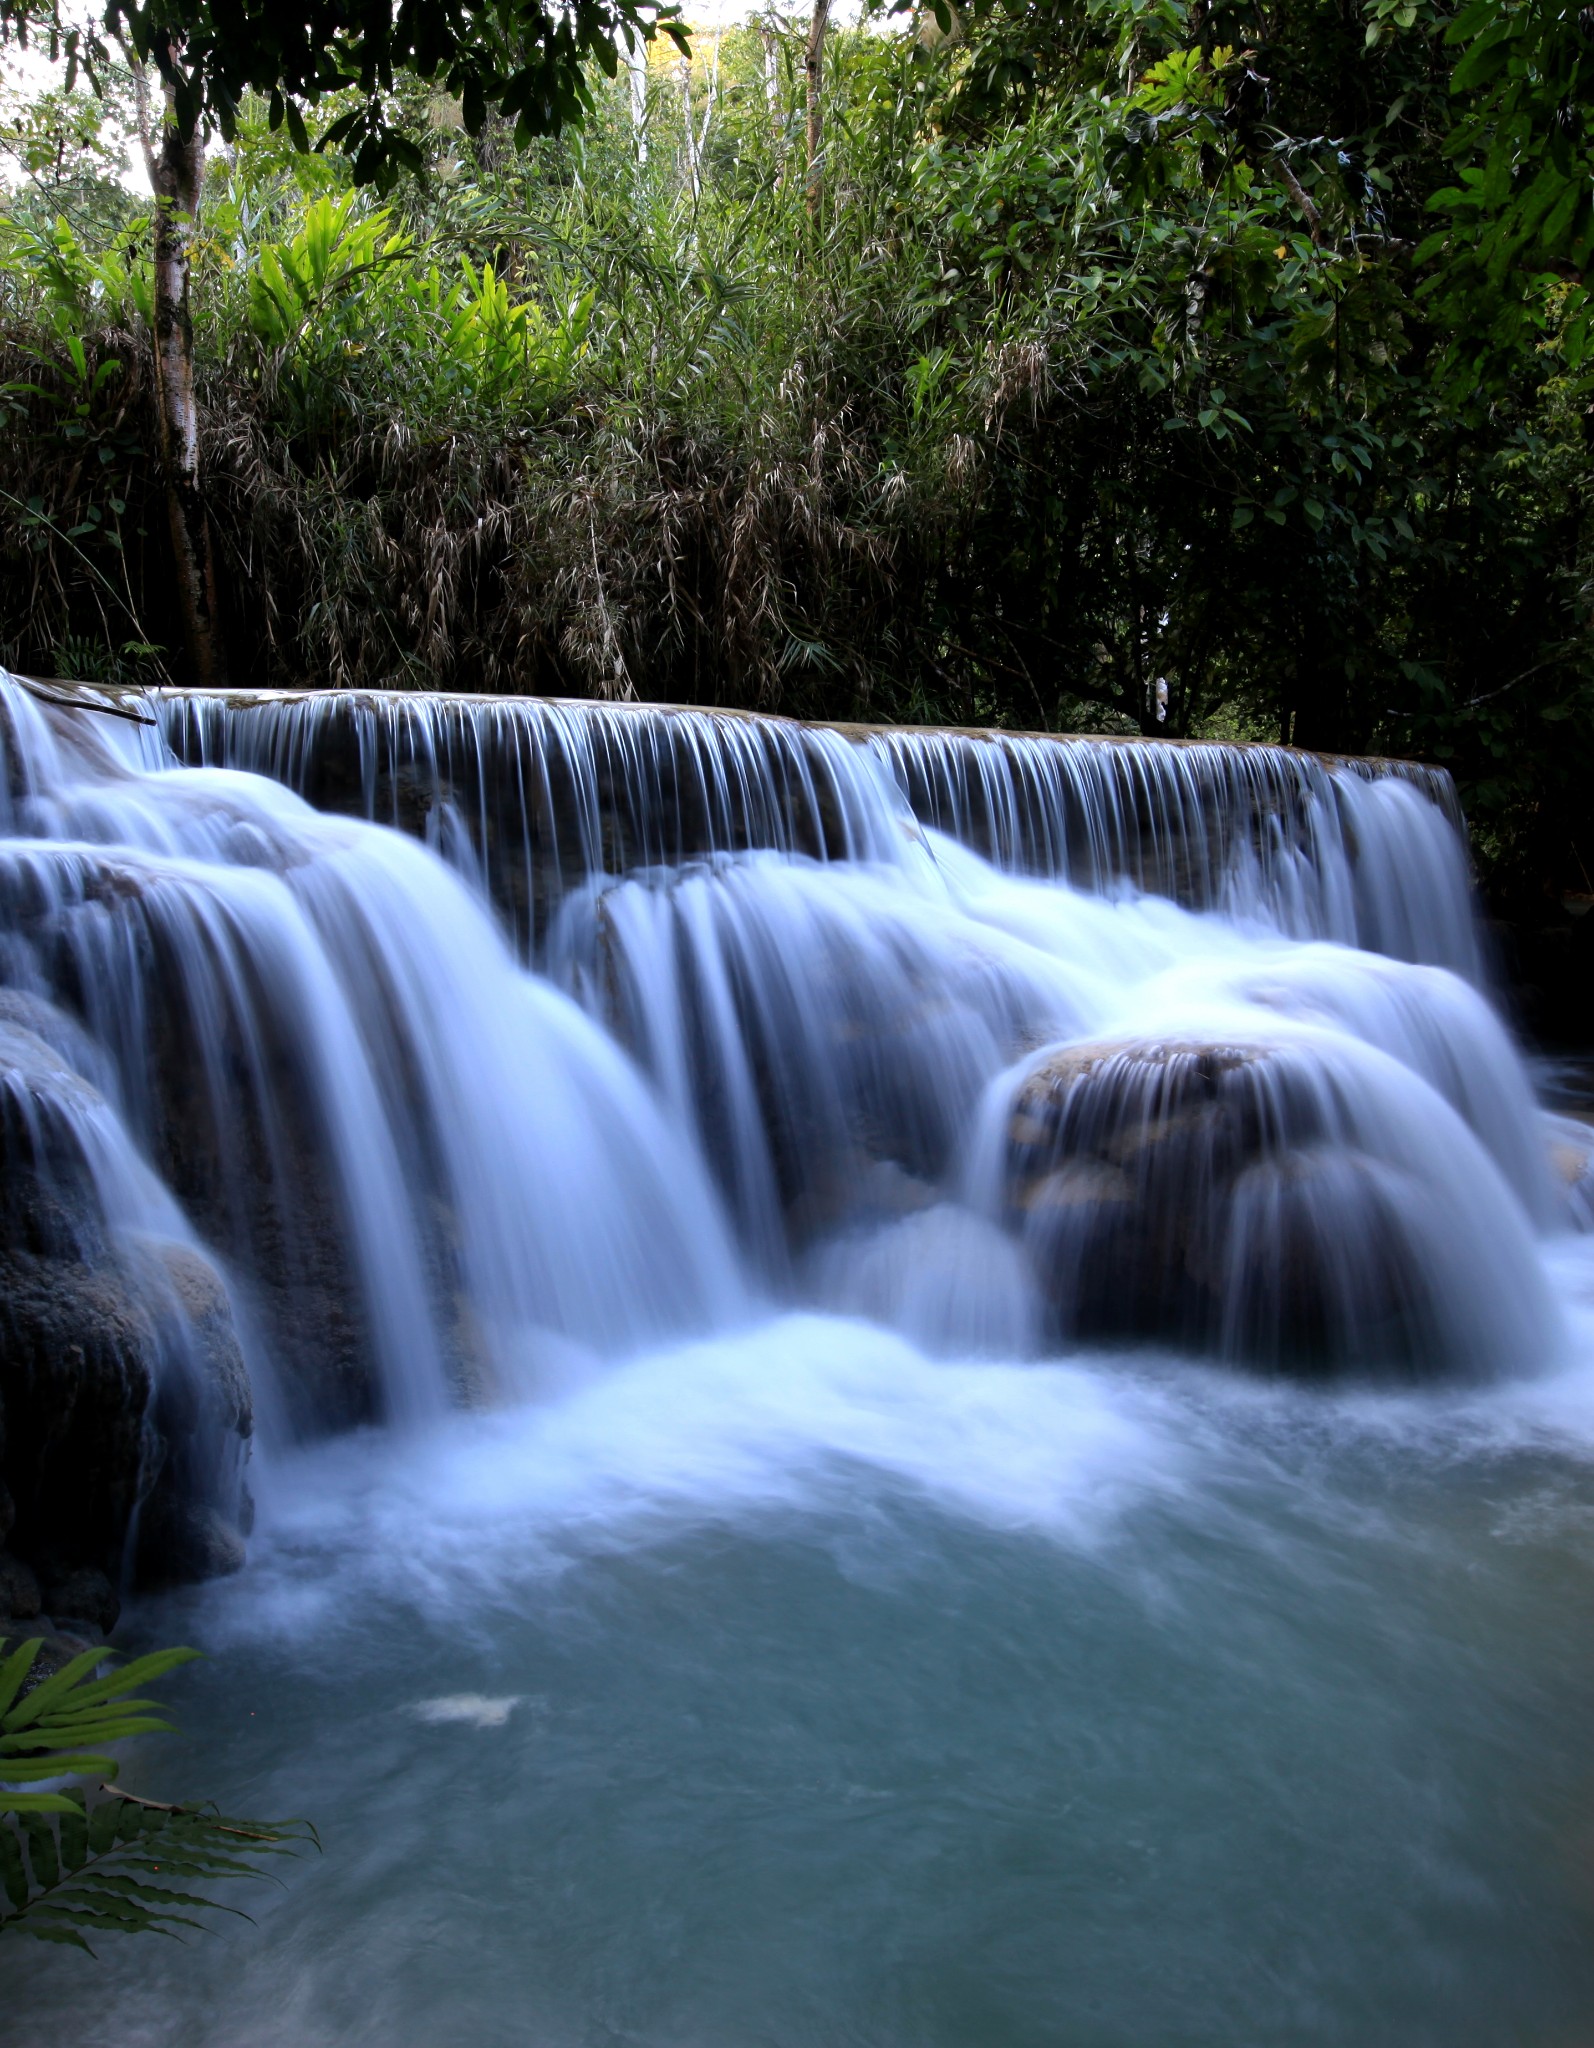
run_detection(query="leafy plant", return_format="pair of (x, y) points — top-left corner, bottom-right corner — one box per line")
(0, 1634), (316, 1953)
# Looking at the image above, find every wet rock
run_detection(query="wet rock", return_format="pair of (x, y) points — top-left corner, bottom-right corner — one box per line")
(132, 976), (382, 1435)
(0, 1017), (256, 1609)
(1005, 1038), (1441, 1376)
(129, 1242), (255, 1591)
(135, 1496), (246, 1588)
(0, 1019), (116, 1263)
(139, 1242), (253, 1441)
(38, 1565), (119, 1639)
(786, 1152), (939, 1249)
(0, 1552), (41, 1619)
(0, 1631), (102, 1685)
(0, 1246), (158, 1572)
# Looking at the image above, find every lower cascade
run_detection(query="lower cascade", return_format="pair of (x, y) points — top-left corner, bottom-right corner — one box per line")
(0, 670), (1587, 1629)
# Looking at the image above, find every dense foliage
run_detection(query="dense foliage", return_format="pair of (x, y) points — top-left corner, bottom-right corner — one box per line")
(0, 0), (1589, 910)
(0, 1634), (314, 1951)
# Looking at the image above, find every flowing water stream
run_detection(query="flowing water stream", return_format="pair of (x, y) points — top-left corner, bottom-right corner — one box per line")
(3, 677), (1593, 2045)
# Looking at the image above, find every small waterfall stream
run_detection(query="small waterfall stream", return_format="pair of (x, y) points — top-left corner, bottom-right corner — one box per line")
(5, 673), (1594, 2046)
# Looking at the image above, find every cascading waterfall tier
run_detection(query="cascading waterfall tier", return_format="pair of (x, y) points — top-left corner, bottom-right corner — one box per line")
(0, 674), (745, 1621)
(154, 688), (1482, 978)
(0, 671), (1581, 1624)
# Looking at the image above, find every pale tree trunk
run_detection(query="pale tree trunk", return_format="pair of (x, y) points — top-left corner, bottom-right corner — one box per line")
(805, 0), (831, 220)
(132, 62), (226, 690)
(678, 53), (700, 202)
(695, 33), (721, 177)
(627, 38), (649, 163)
(758, 19), (782, 159)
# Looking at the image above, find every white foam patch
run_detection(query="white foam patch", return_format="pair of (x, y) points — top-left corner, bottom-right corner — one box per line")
(200, 1313), (1192, 1641)
(181, 1231), (1594, 1655)
(411, 1694), (523, 1729)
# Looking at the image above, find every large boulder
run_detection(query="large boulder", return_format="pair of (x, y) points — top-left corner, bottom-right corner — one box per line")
(1004, 1038), (1452, 1377)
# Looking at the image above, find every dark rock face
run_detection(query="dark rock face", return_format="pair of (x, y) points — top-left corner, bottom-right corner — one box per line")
(1005, 1039), (1446, 1377)
(0, 1551), (41, 1619)
(38, 1565), (120, 1639)
(135, 1497), (246, 1587)
(0, 1006), (255, 1627)
(0, 1248), (158, 1583)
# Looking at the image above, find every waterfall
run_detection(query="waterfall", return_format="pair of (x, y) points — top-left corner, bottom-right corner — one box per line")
(154, 689), (1482, 976)
(0, 671), (1580, 1615)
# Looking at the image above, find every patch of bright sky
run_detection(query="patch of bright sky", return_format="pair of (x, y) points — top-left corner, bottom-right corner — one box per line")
(2, 2), (872, 196)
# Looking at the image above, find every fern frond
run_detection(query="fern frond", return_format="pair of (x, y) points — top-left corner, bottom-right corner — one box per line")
(0, 1638), (317, 1955)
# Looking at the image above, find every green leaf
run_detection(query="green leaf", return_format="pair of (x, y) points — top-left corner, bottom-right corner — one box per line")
(0, 1641), (44, 1721)
(3, 1647), (111, 1732)
(30, 1649), (197, 1719)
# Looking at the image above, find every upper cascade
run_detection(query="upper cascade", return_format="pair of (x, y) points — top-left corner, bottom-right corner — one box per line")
(152, 687), (1482, 979)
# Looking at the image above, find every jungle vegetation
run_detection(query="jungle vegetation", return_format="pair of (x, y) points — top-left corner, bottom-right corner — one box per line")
(0, 0), (1590, 911)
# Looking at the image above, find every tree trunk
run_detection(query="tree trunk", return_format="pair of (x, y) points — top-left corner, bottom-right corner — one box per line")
(759, 20), (784, 163)
(805, 0), (831, 220)
(627, 39), (649, 164)
(132, 63), (226, 690)
(679, 53), (700, 202)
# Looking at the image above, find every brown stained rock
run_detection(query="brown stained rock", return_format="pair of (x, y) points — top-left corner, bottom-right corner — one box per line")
(1015, 1160), (1136, 1213)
